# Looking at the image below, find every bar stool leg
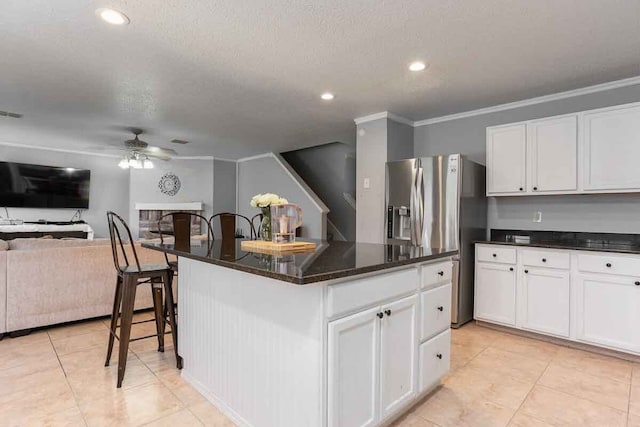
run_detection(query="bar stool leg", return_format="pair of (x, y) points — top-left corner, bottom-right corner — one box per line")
(151, 282), (165, 352)
(105, 276), (123, 367)
(163, 270), (182, 369)
(117, 275), (137, 388)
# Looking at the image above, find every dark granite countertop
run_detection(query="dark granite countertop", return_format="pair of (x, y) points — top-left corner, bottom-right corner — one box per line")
(142, 239), (457, 285)
(477, 229), (640, 255)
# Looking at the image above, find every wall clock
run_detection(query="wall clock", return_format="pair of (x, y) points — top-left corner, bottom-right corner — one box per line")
(158, 172), (181, 196)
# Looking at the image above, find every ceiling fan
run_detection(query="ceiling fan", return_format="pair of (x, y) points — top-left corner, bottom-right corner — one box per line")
(111, 128), (178, 169)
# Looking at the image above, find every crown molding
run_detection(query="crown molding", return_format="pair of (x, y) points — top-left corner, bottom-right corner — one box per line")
(0, 141), (121, 158)
(414, 75), (640, 127)
(236, 152), (275, 163)
(353, 111), (413, 126)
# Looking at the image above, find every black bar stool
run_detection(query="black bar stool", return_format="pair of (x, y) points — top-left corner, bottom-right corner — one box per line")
(105, 211), (181, 388)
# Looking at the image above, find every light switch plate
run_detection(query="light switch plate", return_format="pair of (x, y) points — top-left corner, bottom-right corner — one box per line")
(533, 211), (542, 223)
(363, 178), (370, 189)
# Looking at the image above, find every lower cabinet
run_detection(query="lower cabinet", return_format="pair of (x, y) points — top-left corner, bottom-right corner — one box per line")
(520, 267), (570, 337)
(419, 329), (451, 393)
(575, 274), (640, 353)
(474, 262), (516, 326)
(328, 295), (418, 427)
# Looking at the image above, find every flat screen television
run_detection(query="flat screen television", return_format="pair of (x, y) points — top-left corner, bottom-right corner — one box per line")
(0, 161), (90, 209)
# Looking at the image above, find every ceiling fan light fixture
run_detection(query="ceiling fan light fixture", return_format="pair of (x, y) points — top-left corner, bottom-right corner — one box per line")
(96, 8), (130, 26)
(143, 159), (154, 169)
(118, 158), (130, 169)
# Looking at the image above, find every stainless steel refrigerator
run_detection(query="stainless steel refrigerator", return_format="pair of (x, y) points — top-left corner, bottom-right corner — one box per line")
(385, 154), (487, 328)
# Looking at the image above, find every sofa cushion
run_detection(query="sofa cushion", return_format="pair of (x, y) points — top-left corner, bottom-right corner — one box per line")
(8, 238), (111, 251)
(0, 240), (8, 251)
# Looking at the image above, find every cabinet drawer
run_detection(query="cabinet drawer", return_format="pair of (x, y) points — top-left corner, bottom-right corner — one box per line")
(420, 283), (451, 341)
(522, 249), (570, 270)
(419, 329), (451, 393)
(327, 268), (418, 318)
(577, 253), (640, 277)
(477, 245), (516, 264)
(421, 261), (452, 288)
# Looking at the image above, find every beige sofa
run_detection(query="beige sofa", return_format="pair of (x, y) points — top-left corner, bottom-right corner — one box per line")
(0, 238), (175, 334)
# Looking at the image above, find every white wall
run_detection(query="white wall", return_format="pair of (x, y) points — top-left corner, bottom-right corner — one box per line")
(0, 144), (129, 238)
(414, 81), (640, 233)
(237, 154), (328, 240)
(129, 158), (215, 237)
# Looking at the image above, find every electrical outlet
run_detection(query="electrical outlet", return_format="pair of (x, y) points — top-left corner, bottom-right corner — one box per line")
(533, 211), (542, 223)
(363, 178), (370, 189)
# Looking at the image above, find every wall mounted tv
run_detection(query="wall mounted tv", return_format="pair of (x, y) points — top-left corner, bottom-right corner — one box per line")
(0, 161), (90, 209)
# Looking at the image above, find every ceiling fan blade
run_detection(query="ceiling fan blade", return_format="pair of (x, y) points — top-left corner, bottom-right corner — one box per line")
(143, 146), (178, 157)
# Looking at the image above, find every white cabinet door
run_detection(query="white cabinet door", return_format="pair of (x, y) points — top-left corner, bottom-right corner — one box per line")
(520, 267), (570, 337)
(475, 262), (517, 326)
(379, 295), (418, 420)
(328, 306), (381, 427)
(486, 124), (527, 195)
(575, 274), (640, 353)
(528, 115), (578, 192)
(583, 104), (640, 191)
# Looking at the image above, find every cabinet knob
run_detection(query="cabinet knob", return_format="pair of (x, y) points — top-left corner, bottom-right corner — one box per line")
(437, 306), (444, 312)
(542, 258), (547, 263)
(635, 281), (640, 286)
(606, 263), (612, 268)
(376, 312), (384, 319)
(524, 269), (529, 274)
(519, 187), (524, 191)
(437, 271), (444, 276)
(436, 353), (443, 359)
(509, 267), (514, 271)
(533, 187), (538, 191)
(384, 309), (391, 316)
(492, 253), (497, 258)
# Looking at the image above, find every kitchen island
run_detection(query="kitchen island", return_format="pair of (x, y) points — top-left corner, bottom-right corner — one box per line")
(143, 239), (456, 427)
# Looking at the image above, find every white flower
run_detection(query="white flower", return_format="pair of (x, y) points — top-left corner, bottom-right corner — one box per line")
(250, 193), (289, 208)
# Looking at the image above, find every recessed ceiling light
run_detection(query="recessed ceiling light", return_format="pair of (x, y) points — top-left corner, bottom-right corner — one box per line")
(321, 93), (335, 101)
(96, 8), (130, 25)
(409, 61), (427, 72)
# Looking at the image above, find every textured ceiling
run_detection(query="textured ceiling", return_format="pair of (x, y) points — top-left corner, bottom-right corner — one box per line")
(1, 0), (639, 158)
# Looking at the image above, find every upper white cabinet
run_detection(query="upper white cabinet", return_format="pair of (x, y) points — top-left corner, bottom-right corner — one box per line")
(583, 104), (640, 191)
(528, 115), (578, 193)
(486, 124), (527, 194)
(486, 102), (640, 196)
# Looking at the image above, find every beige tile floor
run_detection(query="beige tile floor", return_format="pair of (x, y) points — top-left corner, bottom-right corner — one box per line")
(0, 316), (638, 427)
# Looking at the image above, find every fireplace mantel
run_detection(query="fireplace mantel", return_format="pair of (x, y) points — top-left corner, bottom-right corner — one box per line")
(135, 202), (203, 211)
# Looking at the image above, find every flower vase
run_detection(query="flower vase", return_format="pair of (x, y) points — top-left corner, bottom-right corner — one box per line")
(260, 207), (272, 241)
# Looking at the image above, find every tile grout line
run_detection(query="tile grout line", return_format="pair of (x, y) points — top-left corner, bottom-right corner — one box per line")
(496, 339), (555, 427)
(46, 330), (90, 427)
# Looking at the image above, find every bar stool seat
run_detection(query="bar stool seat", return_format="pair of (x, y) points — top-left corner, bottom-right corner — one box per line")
(105, 211), (182, 388)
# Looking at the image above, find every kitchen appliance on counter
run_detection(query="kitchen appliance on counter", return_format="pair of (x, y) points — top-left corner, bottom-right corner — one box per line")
(385, 154), (487, 327)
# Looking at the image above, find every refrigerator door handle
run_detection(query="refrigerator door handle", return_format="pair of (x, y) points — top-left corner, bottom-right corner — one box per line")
(415, 164), (424, 246)
(410, 165), (417, 245)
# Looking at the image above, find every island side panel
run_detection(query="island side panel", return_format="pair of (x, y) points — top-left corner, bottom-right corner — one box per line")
(178, 257), (325, 427)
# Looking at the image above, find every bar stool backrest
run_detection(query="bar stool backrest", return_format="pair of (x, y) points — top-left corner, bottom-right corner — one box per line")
(158, 211), (214, 255)
(106, 211), (141, 274)
(210, 212), (256, 240)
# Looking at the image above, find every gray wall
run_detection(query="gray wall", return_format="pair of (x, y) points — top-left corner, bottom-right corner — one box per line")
(281, 142), (356, 241)
(356, 118), (413, 243)
(0, 145), (129, 238)
(414, 83), (640, 233)
(212, 159), (237, 237)
(237, 154), (327, 239)
(129, 158), (214, 237)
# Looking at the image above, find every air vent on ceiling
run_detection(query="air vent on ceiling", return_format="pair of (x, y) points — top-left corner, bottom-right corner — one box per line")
(171, 139), (189, 145)
(0, 110), (22, 119)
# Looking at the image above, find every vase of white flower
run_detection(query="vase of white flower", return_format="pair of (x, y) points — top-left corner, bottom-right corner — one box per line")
(250, 193), (288, 241)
